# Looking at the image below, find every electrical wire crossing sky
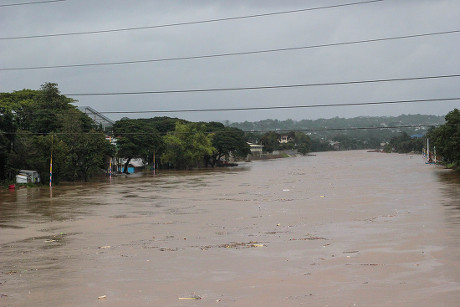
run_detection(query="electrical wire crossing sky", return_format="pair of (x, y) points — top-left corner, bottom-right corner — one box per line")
(1, 0), (460, 122)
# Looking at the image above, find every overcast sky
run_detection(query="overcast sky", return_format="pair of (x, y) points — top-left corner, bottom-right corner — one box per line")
(1, 0), (460, 123)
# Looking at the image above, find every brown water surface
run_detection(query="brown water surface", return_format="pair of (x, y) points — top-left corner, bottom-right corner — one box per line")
(1, 151), (460, 306)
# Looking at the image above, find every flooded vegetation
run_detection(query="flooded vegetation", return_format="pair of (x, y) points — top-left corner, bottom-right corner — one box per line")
(1, 151), (460, 306)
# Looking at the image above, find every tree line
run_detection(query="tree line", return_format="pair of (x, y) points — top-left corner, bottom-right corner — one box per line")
(427, 109), (460, 170)
(0, 83), (113, 183)
(0, 83), (255, 183)
(384, 109), (460, 170)
(6, 83), (455, 185)
(113, 117), (251, 172)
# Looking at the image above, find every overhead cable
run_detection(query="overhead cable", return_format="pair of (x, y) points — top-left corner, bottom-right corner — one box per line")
(14, 97), (457, 120)
(94, 97), (460, 114)
(0, 0), (383, 40)
(0, 124), (442, 136)
(0, 0), (65, 7)
(2, 29), (458, 71)
(64, 73), (460, 96)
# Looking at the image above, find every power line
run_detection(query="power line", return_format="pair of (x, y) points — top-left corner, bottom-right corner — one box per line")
(95, 97), (460, 114)
(2, 28), (458, 71)
(14, 97), (457, 120)
(0, 0), (65, 7)
(64, 73), (460, 96)
(0, 124), (443, 136)
(0, 0), (383, 40)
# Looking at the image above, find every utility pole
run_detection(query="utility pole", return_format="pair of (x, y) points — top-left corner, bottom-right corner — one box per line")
(50, 133), (53, 188)
(153, 150), (156, 176)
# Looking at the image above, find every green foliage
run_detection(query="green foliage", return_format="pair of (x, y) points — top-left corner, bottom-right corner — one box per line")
(0, 107), (16, 179)
(260, 131), (280, 153)
(112, 118), (249, 170)
(383, 143), (392, 153)
(258, 130), (311, 155)
(161, 122), (214, 169)
(31, 83), (76, 134)
(294, 132), (311, 155)
(279, 142), (294, 150)
(59, 112), (113, 181)
(1, 83), (113, 183)
(139, 116), (187, 134)
(309, 138), (333, 152)
(428, 109), (460, 167)
(231, 115), (444, 152)
(388, 132), (424, 153)
(113, 118), (161, 173)
(231, 115), (443, 135)
(205, 123), (250, 166)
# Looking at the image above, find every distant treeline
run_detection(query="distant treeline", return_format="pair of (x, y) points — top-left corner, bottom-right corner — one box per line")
(230, 115), (444, 133)
(233, 115), (445, 151)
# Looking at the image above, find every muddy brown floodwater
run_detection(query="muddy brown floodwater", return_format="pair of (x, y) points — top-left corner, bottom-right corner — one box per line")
(1, 150), (460, 307)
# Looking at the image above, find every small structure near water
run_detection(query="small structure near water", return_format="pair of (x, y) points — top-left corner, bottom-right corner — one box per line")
(16, 170), (40, 184)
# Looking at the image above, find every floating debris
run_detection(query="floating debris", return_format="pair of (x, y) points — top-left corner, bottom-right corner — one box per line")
(159, 248), (178, 252)
(290, 234), (327, 241)
(290, 236), (326, 241)
(360, 264), (380, 266)
(217, 241), (265, 249)
(179, 295), (201, 300)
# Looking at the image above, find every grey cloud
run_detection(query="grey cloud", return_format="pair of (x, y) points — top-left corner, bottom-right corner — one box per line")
(1, 0), (459, 123)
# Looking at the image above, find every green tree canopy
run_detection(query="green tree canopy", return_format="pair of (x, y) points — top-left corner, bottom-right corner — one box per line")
(260, 131), (280, 153)
(204, 123), (250, 166)
(429, 109), (460, 167)
(294, 132), (311, 155)
(388, 132), (424, 153)
(113, 118), (162, 173)
(1, 83), (112, 182)
(0, 107), (16, 180)
(161, 122), (214, 169)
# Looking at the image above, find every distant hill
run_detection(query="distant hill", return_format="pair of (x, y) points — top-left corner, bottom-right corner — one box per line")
(229, 114), (444, 133)
(229, 114), (445, 151)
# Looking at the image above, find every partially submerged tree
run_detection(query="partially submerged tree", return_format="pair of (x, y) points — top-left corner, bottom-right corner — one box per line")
(0, 107), (16, 180)
(113, 119), (161, 173)
(161, 122), (214, 169)
(428, 109), (460, 168)
(205, 122), (250, 166)
(294, 132), (312, 155)
(260, 131), (280, 153)
(1, 83), (113, 182)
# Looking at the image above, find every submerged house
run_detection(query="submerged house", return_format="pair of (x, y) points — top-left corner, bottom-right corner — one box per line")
(16, 170), (40, 184)
(248, 143), (263, 157)
(119, 158), (145, 174)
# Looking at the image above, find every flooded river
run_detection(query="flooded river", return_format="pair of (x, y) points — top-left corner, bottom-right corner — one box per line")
(1, 151), (460, 306)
